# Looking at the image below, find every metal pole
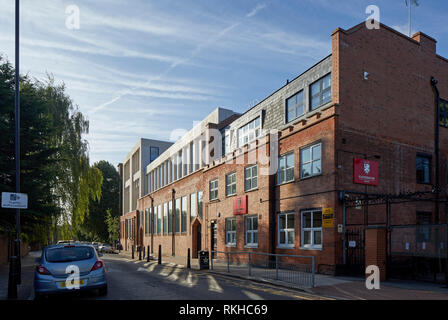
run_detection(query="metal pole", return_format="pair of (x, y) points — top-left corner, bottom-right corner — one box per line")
(158, 244), (161, 265)
(275, 256), (279, 280)
(311, 256), (315, 288)
(147, 245), (150, 262)
(8, 0), (20, 299)
(226, 253), (229, 273)
(430, 77), (446, 286)
(248, 253), (251, 276)
(187, 248), (191, 269)
(342, 193), (347, 265)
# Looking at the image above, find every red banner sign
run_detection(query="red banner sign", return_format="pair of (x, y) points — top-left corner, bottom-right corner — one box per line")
(353, 158), (378, 186)
(233, 195), (247, 215)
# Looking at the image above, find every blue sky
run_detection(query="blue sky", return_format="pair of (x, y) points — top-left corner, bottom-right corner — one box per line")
(1, 0), (447, 167)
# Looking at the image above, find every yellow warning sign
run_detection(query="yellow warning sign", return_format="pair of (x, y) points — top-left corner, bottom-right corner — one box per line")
(322, 207), (334, 228)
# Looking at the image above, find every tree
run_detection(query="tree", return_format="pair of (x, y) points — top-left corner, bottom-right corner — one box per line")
(0, 55), (103, 244)
(105, 209), (120, 245)
(82, 161), (119, 242)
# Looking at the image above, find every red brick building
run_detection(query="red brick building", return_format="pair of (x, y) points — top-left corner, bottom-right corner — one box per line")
(120, 21), (448, 281)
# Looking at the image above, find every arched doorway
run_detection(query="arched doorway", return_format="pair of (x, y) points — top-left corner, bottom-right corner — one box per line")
(191, 219), (202, 259)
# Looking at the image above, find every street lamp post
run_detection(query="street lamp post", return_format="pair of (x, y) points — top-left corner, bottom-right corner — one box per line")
(8, 0), (21, 300)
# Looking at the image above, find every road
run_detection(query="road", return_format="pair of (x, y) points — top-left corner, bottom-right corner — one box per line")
(36, 253), (329, 300)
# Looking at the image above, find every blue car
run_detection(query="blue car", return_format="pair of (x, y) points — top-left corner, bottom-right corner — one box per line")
(34, 243), (107, 299)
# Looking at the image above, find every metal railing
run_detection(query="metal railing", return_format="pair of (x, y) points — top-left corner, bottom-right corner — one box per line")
(210, 250), (315, 288)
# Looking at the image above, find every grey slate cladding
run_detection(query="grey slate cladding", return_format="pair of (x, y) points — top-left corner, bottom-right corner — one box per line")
(224, 55), (332, 154)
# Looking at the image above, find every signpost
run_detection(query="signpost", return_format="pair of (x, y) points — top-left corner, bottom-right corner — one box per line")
(2, 193), (28, 209)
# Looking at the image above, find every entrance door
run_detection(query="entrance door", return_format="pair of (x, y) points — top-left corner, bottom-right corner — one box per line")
(345, 226), (365, 275)
(192, 220), (202, 258)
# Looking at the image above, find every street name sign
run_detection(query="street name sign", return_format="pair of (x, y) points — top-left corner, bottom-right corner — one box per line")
(1, 192), (28, 209)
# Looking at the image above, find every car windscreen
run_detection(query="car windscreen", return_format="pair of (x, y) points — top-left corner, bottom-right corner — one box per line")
(46, 246), (95, 263)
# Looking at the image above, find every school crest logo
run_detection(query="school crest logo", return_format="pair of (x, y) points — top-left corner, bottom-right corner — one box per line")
(364, 162), (370, 174)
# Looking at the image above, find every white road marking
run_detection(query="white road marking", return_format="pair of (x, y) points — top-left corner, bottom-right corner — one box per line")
(242, 290), (264, 300)
(207, 275), (223, 293)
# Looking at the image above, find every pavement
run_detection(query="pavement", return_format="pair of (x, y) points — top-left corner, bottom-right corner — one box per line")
(0, 251), (39, 300)
(117, 249), (448, 300)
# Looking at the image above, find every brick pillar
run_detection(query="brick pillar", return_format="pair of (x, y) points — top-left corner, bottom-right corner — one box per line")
(365, 226), (387, 281)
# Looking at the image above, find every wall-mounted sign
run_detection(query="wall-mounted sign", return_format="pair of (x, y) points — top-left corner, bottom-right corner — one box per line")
(233, 195), (247, 215)
(322, 207), (334, 228)
(2, 192), (28, 209)
(337, 224), (343, 233)
(348, 241), (357, 248)
(353, 158), (379, 186)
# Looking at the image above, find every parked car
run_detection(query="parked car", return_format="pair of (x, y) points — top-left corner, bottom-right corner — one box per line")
(99, 244), (115, 254)
(34, 243), (107, 299)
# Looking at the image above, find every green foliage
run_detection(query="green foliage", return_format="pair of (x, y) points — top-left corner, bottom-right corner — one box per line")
(0, 55), (103, 244)
(105, 209), (120, 244)
(81, 161), (120, 242)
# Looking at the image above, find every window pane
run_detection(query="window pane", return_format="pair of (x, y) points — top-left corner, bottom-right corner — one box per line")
(313, 211), (322, 228)
(286, 153), (294, 168)
(296, 104), (304, 117)
(286, 167), (294, 181)
(312, 144), (321, 160)
(255, 117), (260, 128)
(245, 179), (251, 191)
(279, 215), (285, 229)
(303, 212), (312, 228)
(254, 232), (258, 244)
(280, 231), (286, 244)
(287, 231), (295, 244)
(301, 163), (311, 177)
(279, 157), (286, 171)
(311, 82), (320, 95)
(252, 166), (257, 176)
(312, 160), (321, 175)
(287, 214), (294, 228)
(314, 230), (322, 245)
(303, 231), (311, 245)
(278, 170), (285, 184)
(252, 177), (258, 188)
(301, 148), (311, 164)
(322, 89), (331, 104)
(253, 217), (258, 230)
(247, 232), (252, 244)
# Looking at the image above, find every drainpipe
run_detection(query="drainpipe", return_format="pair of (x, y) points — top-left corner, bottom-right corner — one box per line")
(430, 76), (440, 224)
(172, 188), (176, 256)
(431, 76), (446, 287)
(150, 195), (154, 254)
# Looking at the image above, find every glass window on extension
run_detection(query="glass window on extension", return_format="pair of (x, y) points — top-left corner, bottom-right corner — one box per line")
(286, 90), (305, 123)
(181, 196), (187, 233)
(310, 73), (331, 110)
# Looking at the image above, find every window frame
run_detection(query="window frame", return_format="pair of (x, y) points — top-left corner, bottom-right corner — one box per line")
(300, 209), (323, 249)
(286, 90), (305, 123)
(277, 212), (295, 248)
(237, 116), (261, 148)
(300, 142), (322, 179)
(181, 196), (187, 234)
(310, 73), (332, 111)
(225, 217), (237, 246)
(225, 172), (237, 197)
(245, 215), (258, 247)
(277, 152), (295, 185)
(244, 164), (258, 192)
(209, 179), (219, 201)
